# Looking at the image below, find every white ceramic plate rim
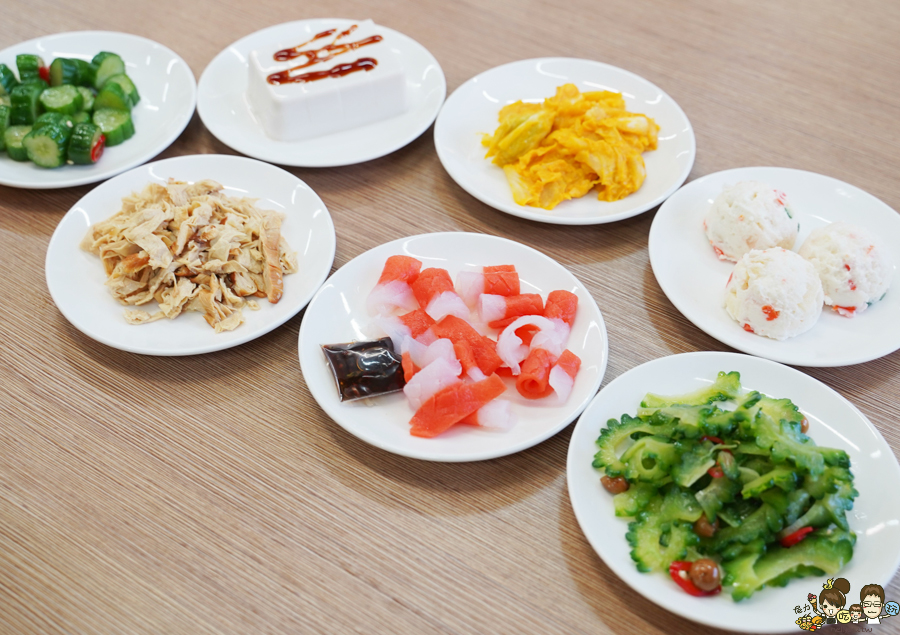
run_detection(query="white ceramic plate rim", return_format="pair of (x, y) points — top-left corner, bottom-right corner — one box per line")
(197, 18), (446, 168)
(298, 232), (609, 461)
(45, 154), (336, 355)
(433, 57), (696, 225)
(648, 166), (900, 367)
(567, 351), (900, 633)
(0, 30), (197, 189)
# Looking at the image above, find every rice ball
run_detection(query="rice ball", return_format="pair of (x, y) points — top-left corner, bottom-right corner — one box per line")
(798, 222), (893, 317)
(724, 248), (824, 340)
(705, 181), (799, 261)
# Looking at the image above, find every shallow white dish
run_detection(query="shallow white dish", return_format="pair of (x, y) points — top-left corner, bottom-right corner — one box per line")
(197, 18), (446, 167)
(46, 154), (335, 355)
(649, 167), (900, 367)
(567, 351), (900, 633)
(0, 31), (196, 190)
(298, 232), (608, 462)
(433, 57), (695, 225)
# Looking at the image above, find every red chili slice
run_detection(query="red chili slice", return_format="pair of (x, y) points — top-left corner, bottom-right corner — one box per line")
(761, 305), (780, 321)
(834, 305), (857, 315)
(780, 526), (814, 548)
(701, 436), (723, 444)
(38, 66), (50, 82)
(707, 466), (725, 478)
(743, 323), (754, 333)
(91, 135), (106, 163)
(668, 561), (721, 597)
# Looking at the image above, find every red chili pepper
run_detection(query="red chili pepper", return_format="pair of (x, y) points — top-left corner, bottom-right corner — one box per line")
(713, 245), (725, 259)
(91, 135), (106, 163)
(668, 561), (721, 597)
(834, 305), (856, 314)
(38, 66), (50, 82)
(701, 436), (723, 444)
(743, 323), (755, 333)
(761, 305), (780, 321)
(780, 526), (814, 548)
(707, 466), (725, 478)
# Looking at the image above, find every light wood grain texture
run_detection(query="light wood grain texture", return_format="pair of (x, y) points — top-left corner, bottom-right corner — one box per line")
(2, 1), (899, 633)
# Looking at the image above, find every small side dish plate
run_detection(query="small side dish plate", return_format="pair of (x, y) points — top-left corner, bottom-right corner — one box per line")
(45, 154), (335, 355)
(197, 18), (446, 167)
(298, 232), (608, 462)
(0, 31), (196, 189)
(567, 351), (900, 633)
(433, 57), (695, 225)
(649, 167), (900, 366)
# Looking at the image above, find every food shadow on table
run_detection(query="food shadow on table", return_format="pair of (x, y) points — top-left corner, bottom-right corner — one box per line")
(557, 491), (735, 635)
(317, 412), (566, 516)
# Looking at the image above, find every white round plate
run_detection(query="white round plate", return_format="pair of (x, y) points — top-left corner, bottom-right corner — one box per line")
(433, 57), (695, 225)
(0, 31), (196, 190)
(46, 154), (335, 355)
(567, 351), (900, 633)
(649, 167), (900, 367)
(197, 19), (446, 168)
(298, 232), (608, 462)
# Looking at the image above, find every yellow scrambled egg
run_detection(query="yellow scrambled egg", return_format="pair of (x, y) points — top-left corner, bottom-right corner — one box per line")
(482, 84), (660, 210)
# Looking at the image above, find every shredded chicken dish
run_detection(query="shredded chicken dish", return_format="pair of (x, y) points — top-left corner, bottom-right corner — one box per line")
(81, 179), (298, 332)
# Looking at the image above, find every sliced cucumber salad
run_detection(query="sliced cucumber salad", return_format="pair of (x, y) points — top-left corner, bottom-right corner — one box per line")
(594, 371), (856, 601)
(0, 50), (138, 169)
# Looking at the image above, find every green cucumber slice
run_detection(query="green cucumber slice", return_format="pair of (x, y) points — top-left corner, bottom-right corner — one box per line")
(49, 58), (81, 86)
(91, 52), (126, 89)
(93, 82), (131, 112)
(23, 123), (71, 168)
(39, 85), (84, 115)
(68, 122), (104, 164)
(103, 74), (139, 106)
(0, 64), (19, 96)
(72, 111), (91, 124)
(9, 82), (44, 125)
(33, 112), (74, 131)
(92, 107), (133, 146)
(0, 105), (10, 152)
(4, 125), (32, 161)
(76, 86), (95, 112)
(16, 54), (46, 82)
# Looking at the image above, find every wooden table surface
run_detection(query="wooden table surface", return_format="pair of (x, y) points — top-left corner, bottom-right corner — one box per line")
(2, 1), (899, 633)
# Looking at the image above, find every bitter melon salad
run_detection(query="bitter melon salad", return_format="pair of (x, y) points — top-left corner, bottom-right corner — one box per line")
(0, 51), (138, 168)
(593, 371), (857, 601)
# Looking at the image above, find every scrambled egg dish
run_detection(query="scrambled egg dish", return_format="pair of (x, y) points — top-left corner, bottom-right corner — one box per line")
(482, 83), (659, 210)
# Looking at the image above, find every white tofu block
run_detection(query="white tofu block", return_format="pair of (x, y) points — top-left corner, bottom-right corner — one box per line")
(247, 20), (409, 141)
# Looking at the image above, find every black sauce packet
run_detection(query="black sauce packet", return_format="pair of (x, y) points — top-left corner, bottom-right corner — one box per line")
(321, 337), (406, 402)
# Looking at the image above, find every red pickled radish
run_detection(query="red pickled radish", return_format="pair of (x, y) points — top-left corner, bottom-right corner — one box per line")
(456, 265), (520, 306)
(410, 374), (507, 438)
(398, 309), (435, 338)
(480, 293), (544, 329)
(378, 255), (422, 285)
(412, 268), (469, 320)
(544, 290), (578, 327)
(516, 347), (556, 399)
(430, 315), (504, 375)
(549, 349), (581, 403)
(401, 351), (419, 383)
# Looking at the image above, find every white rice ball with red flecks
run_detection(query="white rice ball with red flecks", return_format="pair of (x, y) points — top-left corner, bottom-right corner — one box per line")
(724, 248), (823, 340)
(798, 222), (893, 317)
(704, 181), (799, 261)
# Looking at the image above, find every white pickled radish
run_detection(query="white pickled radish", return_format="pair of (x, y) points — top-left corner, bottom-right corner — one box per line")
(477, 294), (508, 324)
(408, 338), (457, 370)
(425, 291), (470, 321)
(373, 315), (412, 352)
(402, 357), (463, 411)
(468, 400), (517, 432)
(366, 280), (418, 316)
(455, 271), (485, 307)
(496, 315), (555, 375)
(548, 363), (575, 404)
(530, 317), (570, 357)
